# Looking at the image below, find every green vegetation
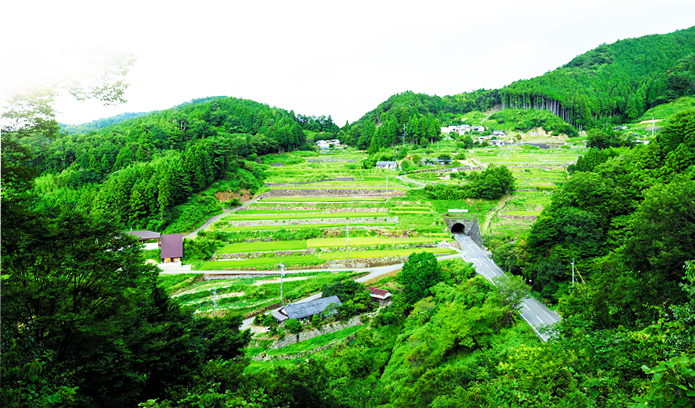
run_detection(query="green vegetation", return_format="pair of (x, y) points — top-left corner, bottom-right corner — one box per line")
(216, 240), (307, 253)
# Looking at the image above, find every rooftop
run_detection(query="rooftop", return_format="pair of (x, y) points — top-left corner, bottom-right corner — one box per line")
(282, 295), (342, 319)
(161, 233), (183, 259)
(125, 230), (161, 240)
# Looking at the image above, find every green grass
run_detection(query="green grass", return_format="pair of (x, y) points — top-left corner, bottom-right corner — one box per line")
(259, 197), (385, 202)
(390, 210), (431, 214)
(503, 211), (541, 216)
(320, 247), (455, 260)
(306, 237), (439, 248)
(157, 274), (200, 294)
(199, 256), (327, 269)
(265, 325), (366, 356)
(639, 96), (695, 121)
(217, 240), (308, 253)
(221, 222), (397, 232)
(222, 212), (387, 221)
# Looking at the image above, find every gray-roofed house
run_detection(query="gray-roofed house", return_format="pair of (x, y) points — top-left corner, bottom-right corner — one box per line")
(160, 233), (183, 263)
(278, 295), (342, 322)
(375, 161), (397, 169)
(125, 230), (161, 242)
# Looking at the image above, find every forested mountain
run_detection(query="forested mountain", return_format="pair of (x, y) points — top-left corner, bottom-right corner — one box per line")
(343, 90), (500, 150)
(500, 26), (695, 128)
(60, 111), (149, 134)
(16, 96), (342, 232)
(348, 26), (695, 152)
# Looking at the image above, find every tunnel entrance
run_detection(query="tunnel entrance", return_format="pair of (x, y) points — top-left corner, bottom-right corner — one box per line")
(451, 223), (465, 234)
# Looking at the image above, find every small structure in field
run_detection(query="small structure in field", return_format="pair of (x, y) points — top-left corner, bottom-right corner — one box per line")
(276, 295), (342, 322)
(125, 230), (160, 243)
(376, 161), (398, 169)
(125, 230), (161, 250)
(368, 287), (392, 306)
(160, 233), (183, 263)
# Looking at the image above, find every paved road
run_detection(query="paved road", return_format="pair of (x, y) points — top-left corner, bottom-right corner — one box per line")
(184, 199), (259, 240)
(455, 233), (561, 342)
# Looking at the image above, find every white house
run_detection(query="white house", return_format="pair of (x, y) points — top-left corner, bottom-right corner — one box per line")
(376, 161), (398, 169)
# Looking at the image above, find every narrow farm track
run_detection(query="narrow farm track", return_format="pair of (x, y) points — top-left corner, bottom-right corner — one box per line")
(184, 199), (259, 239)
(481, 194), (513, 234)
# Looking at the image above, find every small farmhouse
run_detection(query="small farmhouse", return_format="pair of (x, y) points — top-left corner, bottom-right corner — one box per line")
(368, 287), (392, 306)
(375, 161), (397, 169)
(275, 295), (342, 322)
(125, 230), (161, 250)
(160, 233), (183, 263)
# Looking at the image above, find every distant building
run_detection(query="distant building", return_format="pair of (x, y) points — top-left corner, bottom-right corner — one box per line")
(489, 139), (506, 147)
(441, 124), (472, 135)
(421, 158), (446, 165)
(125, 230), (161, 250)
(614, 125), (629, 131)
(368, 287), (392, 306)
(376, 161), (398, 169)
(125, 230), (160, 243)
(160, 233), (183, 263)
(492, 130), (506, 137)
(473, 126), (485, 132)
(317, 140), (330, 149)
(275, 295), (343, 322)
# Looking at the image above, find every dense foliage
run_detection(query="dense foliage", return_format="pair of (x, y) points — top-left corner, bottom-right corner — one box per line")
(424, 165), (515, 200)
(501, 27), (695, 128)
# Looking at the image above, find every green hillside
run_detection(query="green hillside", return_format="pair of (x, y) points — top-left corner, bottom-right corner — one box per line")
(500, 26), (695, 128)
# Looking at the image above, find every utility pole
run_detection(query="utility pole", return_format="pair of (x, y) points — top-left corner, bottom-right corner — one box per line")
(279, 263), (285, 306)
(211, 289), (218, 317)
(571, 258), (575, 287)
(346, 223), (350, 260)
(652, 117), (654, 138)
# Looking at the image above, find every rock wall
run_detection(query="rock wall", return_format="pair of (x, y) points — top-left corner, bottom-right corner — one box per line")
(256, 189), (405, 199)
(252, 315), (368, 352)
(242, 207), (387, 213)
(224, 216), (398, 227)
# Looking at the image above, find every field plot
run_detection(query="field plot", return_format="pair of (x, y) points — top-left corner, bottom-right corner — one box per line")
(258, 197), (385, 203)
(220, 222), (398, 232)
(487, 191), (551, 238)
(217, 241), (307, 253)
(222, 212), (387, 221)
(158, 271), (361, 315)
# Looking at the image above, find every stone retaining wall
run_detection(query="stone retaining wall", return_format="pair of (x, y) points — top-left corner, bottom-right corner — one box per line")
(306, 159), (357, 163)
(251, 315), (367, 352)
(499, 214), (538, 221)
(256, 189), (405, 198)
(242, 207), (387, 213)
(264, 177), (356, 186)
(251, 335), (357, 361)
(224, 216), (398, 227)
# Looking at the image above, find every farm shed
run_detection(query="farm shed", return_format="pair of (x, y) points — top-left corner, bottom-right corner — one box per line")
(277, 295), (342, 321)
(160, 233), (183, 263)
(368, 287), (392, 306)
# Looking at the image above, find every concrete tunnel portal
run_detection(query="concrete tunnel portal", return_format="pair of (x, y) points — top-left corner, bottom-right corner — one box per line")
(450, 223), (466, 234)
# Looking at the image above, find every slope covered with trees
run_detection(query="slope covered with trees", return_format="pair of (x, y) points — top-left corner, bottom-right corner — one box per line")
(500, 26), (695, 128)
(14, 96), (342, 231)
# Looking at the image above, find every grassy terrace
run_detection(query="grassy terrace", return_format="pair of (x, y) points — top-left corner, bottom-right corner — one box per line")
(222, 212), (387, 221)
(199, 247), (456, 270)
(216, 237), (443, 254)
(258, 197), (386, 202)
(158, 271), (362, 315)
(220, 222), (398, 232)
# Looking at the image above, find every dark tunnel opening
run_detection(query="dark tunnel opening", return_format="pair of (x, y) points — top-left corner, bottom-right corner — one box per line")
(451, 223), (465, 234)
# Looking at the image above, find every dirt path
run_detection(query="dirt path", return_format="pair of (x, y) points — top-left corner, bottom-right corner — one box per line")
(184, 198), (258, 240)
(482, 194), (513, 233)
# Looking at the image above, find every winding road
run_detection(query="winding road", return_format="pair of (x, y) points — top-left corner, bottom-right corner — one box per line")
(454, 233), (561, 341)
(184, 199), (258, 240)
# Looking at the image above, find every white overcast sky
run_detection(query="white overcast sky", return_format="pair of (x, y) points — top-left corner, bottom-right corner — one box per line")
(2, 1), (694, 126)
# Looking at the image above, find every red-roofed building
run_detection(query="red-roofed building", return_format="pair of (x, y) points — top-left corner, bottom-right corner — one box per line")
(160, 233), (183, 263)
(368, 287), (392, 306)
